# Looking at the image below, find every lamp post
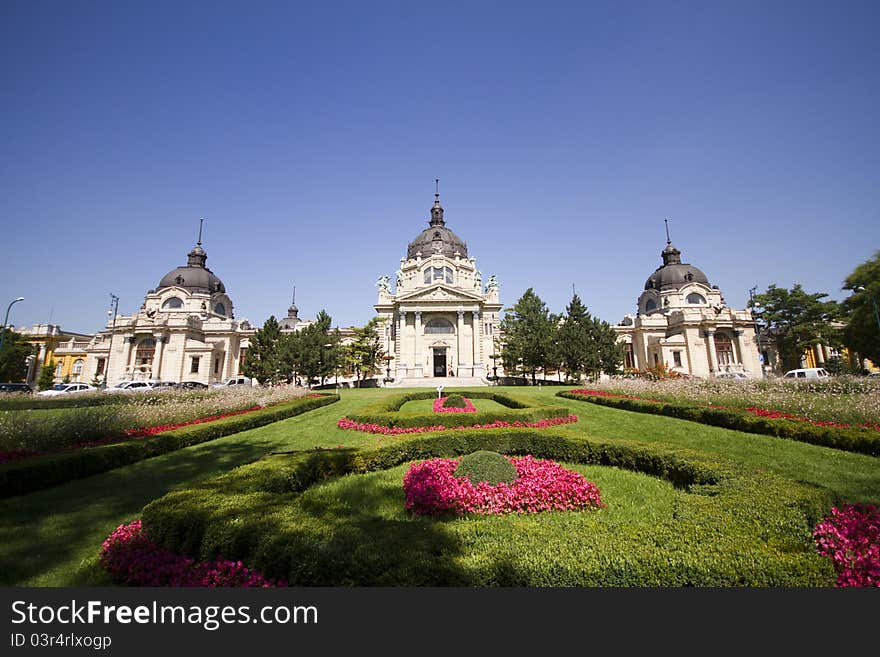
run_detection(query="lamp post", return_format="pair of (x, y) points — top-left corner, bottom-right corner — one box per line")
(103, 294), (119, 389)
(748, 287), (766, 378)
(0, 296), (25, 356)
(489, 353), (499, 383)
(383, 355), (394, 384)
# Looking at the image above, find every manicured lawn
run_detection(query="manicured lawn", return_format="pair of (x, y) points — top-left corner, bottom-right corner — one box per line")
(1, 385), (878, 586)
(399, 397), (515, 414)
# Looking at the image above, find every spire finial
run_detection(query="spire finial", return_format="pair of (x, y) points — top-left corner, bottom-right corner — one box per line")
(664, 218), (671, 245)
(198, 217), (204, 246)
(435, 177), (440, 202)
(292, 285), (296, 305)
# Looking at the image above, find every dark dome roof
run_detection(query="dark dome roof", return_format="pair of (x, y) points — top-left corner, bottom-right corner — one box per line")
(406, 192), (468, 259)
(157, 243), (226, 294)
(644, 242), (710, 291)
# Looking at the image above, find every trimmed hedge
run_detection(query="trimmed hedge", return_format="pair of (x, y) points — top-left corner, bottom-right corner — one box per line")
(345, 390), (571, 429)
(0, 394), (338, 499)
(0, 390), (210, 412)
(558, 390), (880, 457)
(140, 427), (837, 586)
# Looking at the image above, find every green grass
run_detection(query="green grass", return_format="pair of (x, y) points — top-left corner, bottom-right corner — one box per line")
(1, 385), (878, 586)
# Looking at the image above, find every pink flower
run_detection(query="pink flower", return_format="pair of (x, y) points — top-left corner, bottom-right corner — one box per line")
(433, 397), (478, 413)
(403, 455), (605, 516)
(814, 503), (880, 587)
(337, 414), (578, 435)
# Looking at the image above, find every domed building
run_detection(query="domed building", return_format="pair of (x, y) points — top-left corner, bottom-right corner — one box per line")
(374, 184), (502, 383)
(614, 233), (763, 378)
(83, 233), (252, 385)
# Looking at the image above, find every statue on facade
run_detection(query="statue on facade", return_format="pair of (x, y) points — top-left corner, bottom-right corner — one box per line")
(486, 274), (499, 290)
(475, 269), (482, 288)
(375, 275), (391, 292)
(395, 268), (404, 286)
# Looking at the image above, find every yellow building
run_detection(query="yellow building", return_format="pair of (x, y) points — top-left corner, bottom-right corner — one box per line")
(16, 324), (94, 387)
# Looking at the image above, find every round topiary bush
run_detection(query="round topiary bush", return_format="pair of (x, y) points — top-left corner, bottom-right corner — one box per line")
(453, 450), (517, 485)
(444, 394), (468, 409)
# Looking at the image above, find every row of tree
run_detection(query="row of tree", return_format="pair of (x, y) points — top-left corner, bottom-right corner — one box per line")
(498, 289), (623, 383)
(239, 312), (385, 387)
(750, 251), (880, 372)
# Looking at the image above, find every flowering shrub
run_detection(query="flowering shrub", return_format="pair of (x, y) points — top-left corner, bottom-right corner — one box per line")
(337, 414), (578, 435)
(100, 521), (285, 587)
(813, 504), (880, 587)
(403, 455), (605, 516)
(433, 396), (477, 413)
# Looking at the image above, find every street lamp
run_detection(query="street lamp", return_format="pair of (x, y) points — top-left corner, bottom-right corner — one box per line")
(0, 297), (25, 355)
(748, 287), (766, 378)
(489, 353), (499, 383)
(383, 355), (394, 383)
(103, 294), (119, 389)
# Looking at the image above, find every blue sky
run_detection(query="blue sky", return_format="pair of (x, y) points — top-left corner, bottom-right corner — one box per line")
(2, 1), (878, 334)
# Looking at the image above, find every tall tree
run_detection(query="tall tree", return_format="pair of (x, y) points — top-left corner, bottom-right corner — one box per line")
(346, 317), (384, 387)
(499, 288), (558, 384)
(0, 330), (36, 382)
(842, 251), (880, 366)
(289, 310), (339, 386)
(750, 284), (841, 371)
(556, 293), (623, 382)
(38, 360), (56, 391)
(241, 315), (283, 384)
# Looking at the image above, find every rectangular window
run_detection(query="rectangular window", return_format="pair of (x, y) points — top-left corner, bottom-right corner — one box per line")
(96, 358), (106, 375)
(214, 358), (220, 374)
(673, 351), (682, 367)
(190, 357), (200, 374)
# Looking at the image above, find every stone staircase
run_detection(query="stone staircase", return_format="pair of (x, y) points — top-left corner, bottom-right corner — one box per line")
(388, 376), (491, 388)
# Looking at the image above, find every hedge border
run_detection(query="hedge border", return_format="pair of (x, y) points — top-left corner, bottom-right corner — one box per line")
(344, 390), (571, 429)
(557, 390), (880, 457)
(140, 427), (836, 587)
(0, 394), (339, 499)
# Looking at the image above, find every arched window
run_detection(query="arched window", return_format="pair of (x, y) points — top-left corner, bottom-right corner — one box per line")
(162, 297), (183, 309)
(424, 318), (455, 334)
(714, 332), (735, 366)
(135, 338), (156, 369)
(214, 303), (226, 316)
(72, 359), (84, 379)
(423, 266), (454, 284)
(686, 293), (706, 305)
(644, 299), (658, 312)
(55, 362), (63, 377)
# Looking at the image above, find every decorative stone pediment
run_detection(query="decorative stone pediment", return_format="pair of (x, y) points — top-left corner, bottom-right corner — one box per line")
(396, 284), (484, 304)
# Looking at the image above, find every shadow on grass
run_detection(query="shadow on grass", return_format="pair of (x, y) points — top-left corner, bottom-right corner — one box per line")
(0, 435), (294, 586)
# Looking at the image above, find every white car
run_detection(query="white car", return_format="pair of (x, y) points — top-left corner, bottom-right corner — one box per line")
(783, 368), (830, 380)
(38, 383), (98, 397)
(716, 372), (748, 380)
(103, 380), (155, 393)
(211, 376), (254, 388)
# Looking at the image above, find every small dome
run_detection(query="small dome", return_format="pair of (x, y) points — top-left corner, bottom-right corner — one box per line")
(644, 242), (709, 290)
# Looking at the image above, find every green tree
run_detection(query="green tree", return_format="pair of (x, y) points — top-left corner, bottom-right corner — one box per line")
(0, 330), (36, 382)
(556, 293), (623, 382)
(842, 251), (880, 366)
(38, 360), (56, 391)
(499, 288), (559, 384)
(750, 284), (841, 371)
(346, 317), (384, 387)
(240, 316), (283, 384)
(289, 310), (339, 386)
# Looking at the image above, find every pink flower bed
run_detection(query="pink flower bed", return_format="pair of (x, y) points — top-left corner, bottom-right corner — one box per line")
(569, 389), (880, 432)
(403, 454), (605, 516)
(433, 396), (477, 413)
(337, 414), (578, 435)
(100, 520), (285, 587)
(813, 503), (880, 587)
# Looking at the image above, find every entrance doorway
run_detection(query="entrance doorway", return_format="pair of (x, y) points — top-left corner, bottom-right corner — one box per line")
(432, 348), (447, 377)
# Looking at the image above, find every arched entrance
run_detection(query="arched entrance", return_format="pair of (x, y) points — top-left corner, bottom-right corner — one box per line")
(432, 347), (447, 377)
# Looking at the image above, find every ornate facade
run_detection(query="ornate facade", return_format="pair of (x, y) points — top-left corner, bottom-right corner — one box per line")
(614, 237), (763, 378)
(374, 188), (502, 382)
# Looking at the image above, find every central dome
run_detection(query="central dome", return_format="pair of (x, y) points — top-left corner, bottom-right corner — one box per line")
(157, 243), (226, 294)
(406, 190), (468, 260)
(644, 242), (710, 290)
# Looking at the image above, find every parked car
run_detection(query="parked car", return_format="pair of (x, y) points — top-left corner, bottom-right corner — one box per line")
(148, 381), (176, 390)
(868, 371), (880, 378)
(783, 368), (830, 380)
(716, 372), (749, 380)
(37, 383), (98, 397)
(174, 381), (208, 389)
(211, 376), (254, 388)
(0, 382), (33, 394)
(103, 380), (155, 393)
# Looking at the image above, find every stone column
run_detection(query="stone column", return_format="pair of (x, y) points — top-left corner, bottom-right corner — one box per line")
(457, 310), (465, 375)
(732, 330), (745, 368)
(704, 329), (719, 374)
(152, 335), (166, 380)
(396, 310), (407, 377)
(472, 309), (482, 376)
(414, 311), (423, 377)
(815, 343), (825, 365)
(121, 336), (135, 381)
